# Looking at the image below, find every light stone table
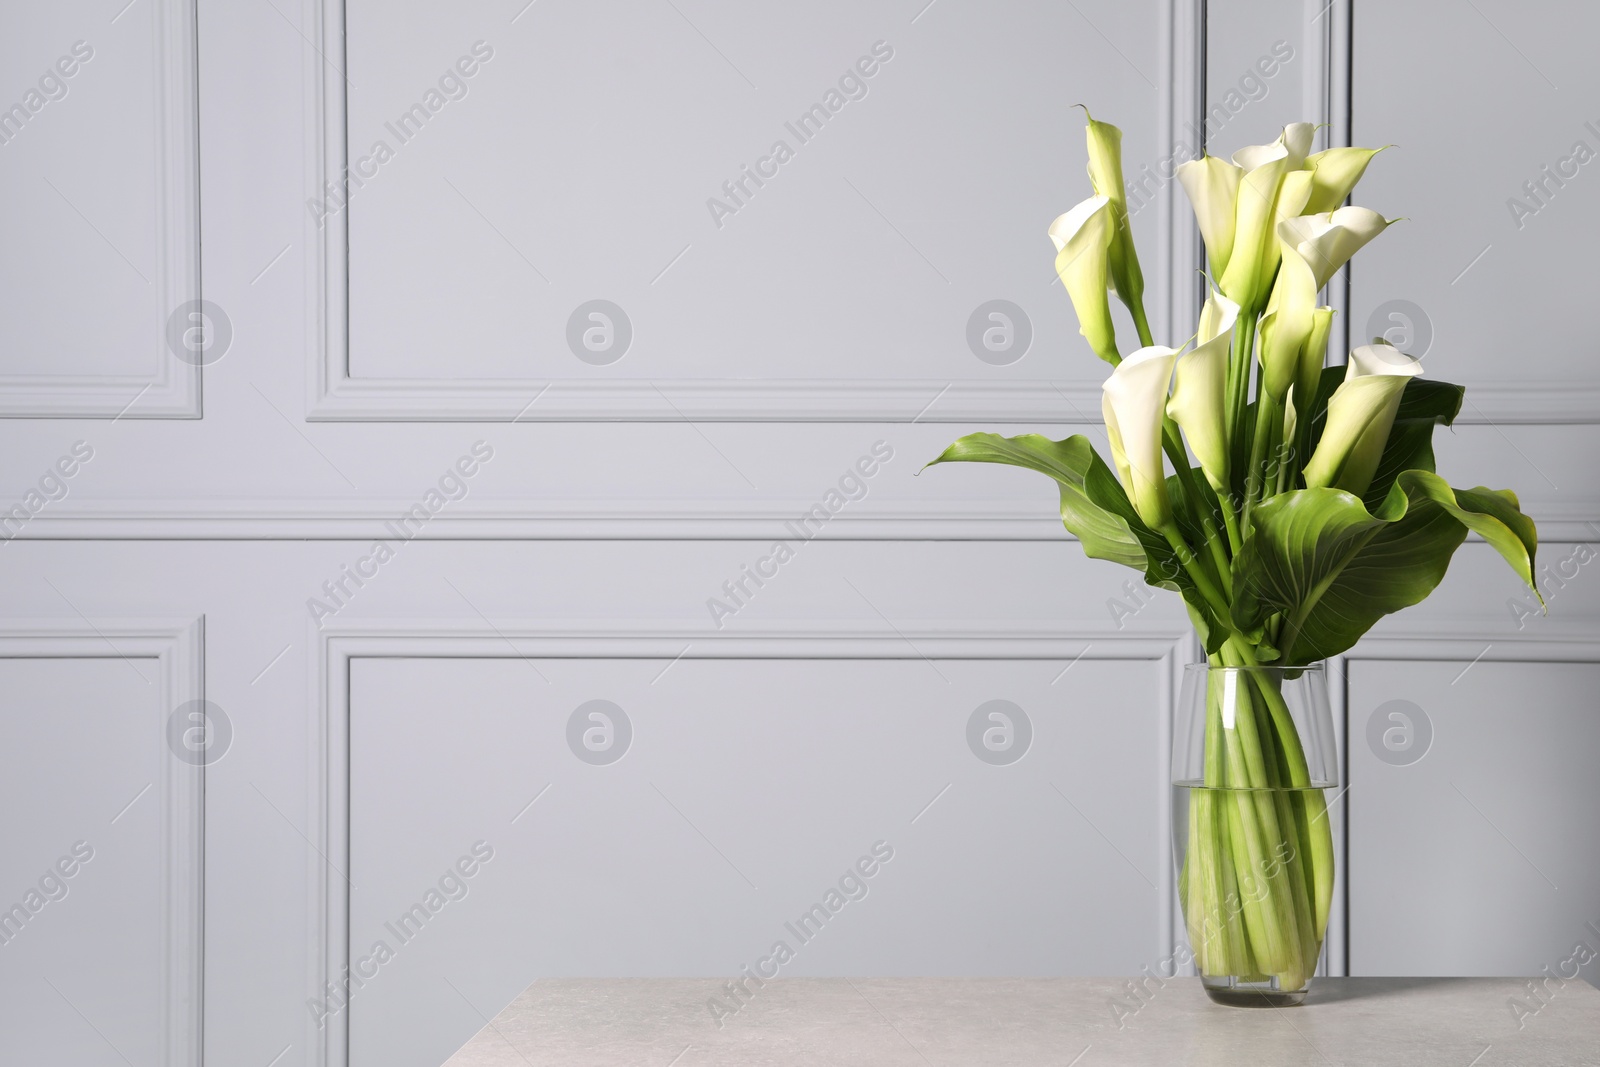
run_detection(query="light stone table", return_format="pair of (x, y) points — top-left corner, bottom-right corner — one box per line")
(444, 977), (1600, 1066)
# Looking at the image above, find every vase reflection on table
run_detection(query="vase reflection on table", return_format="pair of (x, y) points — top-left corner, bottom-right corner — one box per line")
(1172, 663), (1337, 1005)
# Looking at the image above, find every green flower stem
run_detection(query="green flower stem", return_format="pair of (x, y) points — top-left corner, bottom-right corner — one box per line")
(1186, 658), (1328, 987)
(1204, 664), (1225, 784)
(1214, 805), (1254, 974)
(1216, 489), (1244, 556)
(1288, 389), (1316, 497)
(1161, 525), (1230, 621)
(1214, 644), (1317, 987)
(1276, 410), (1299, 496)
(1187, 791), (1229, 973)
(1163, 424), (1234, 581)
(1131, 300), (1155, 351)
(1241, 662), (1331, 947)
(1228, 642), (1336, 943)
(1242, 390), (1281, 533)
(1224, 312), (1258, 451)
(1268, 776), (1320, 976)
(1222, 796), (1269, 981)
(1218, 705), (1298, 977)
(1190, 670), (1236, 974)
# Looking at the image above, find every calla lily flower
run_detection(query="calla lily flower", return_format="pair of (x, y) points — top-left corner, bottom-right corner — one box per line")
(1259, 211), (1391, 403)
(1049, 195), (1119, 365)
(1294, 307), (1336, 426)
(1304, 146), (1386, 214)
(1282, 383), (1300, 456)
(1257, 220), (1322, 401)
(1083, 112), (1145, 313)
(1219, 124), (1317, 311)
(1278, 207), (1394, 291)
(1302, 344), (1423, 497)
(1166, 292), (1239, 493)
(1279, 122), (1317, 166)
(1104, 345), (1180, 529)
(1274, 167), (1317, 230)
(1176, 155), (1243, 281)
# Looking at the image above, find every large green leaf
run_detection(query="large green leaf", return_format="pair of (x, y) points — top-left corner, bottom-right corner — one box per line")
(925, 433), (1146, 568)
(927, 433), (1234, 651)
(1233, 470), (1540, 664)
(1362, 378), (1465, 509)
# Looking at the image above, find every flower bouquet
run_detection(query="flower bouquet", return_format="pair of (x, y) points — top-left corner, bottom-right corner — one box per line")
(929, 115), (1542, 1000)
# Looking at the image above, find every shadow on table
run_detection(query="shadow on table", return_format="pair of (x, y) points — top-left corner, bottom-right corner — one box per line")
(1304, 977), (1460, 1004)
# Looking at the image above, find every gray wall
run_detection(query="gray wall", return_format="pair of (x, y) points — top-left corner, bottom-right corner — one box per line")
(0, 2), (1597, 1066)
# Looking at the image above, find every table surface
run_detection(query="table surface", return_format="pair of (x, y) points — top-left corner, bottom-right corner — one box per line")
(443, 976), (1600, 1066)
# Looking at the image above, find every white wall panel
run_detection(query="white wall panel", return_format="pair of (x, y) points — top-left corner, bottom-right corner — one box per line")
(1340, 0), (1600, 991)
(1348, 657), (1600, 983)
(345, 650), (1169, 1067)
(320, 0), (1171, 420)
(1353, 1), (1600, 397)
(0, 621), (202, 1066)
(0, 0), (200, 417)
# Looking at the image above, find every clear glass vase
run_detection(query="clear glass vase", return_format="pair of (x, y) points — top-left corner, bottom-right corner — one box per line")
(1172, 663), (1338, 1007)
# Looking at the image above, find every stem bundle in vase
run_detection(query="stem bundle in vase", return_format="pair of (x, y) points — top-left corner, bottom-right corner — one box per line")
(928, 116), (1542, 989)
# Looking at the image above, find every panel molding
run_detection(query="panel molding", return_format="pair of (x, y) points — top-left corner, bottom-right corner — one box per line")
(304, 0), (1194, 425)
(1325, 619), (1600, 977)
(307, 619), (1193, 1067)
(0, 0), (202, 419)
(1303, 0), (1354, 365)
(0, 617), (205, 1065)
(14, 493), (1597, 542)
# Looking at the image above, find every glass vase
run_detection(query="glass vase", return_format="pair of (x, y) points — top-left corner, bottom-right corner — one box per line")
(1172, 663), (1338, 1007)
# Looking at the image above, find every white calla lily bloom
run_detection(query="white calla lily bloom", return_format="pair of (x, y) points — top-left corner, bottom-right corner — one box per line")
(1166, 292), (1240, 493)
(1261, 210), (1392, 404)
(1294, 306), (1336, 426)
(1176, 155), (1243, 280)
(1302, 344), (1423, 498)
(1049, 195), (1119, 365)
(1103, 345), (1181, 529)
(1278, 207), (1394, 291)
(1279, 122), (1317, 167)
(1257, 225), (1321, 401)
(1219, 124), (1317, 311)
(1305, 146), (1385, 214)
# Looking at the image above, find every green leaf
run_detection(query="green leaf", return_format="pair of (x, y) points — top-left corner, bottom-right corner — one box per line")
(926, 433), (1234, 652)
(1233, 470), (1540, 664)
(1361, 378), (1465, 510)
(924, 433), (1146, 568)
(1163, 473), (1236, 652)
(1231, 487), (1392, 657)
